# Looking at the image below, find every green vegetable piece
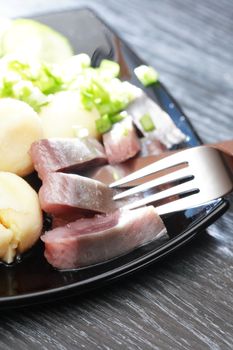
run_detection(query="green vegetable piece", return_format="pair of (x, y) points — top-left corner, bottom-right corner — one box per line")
(7, 59), (64, 95)
(95, 114), (112, 134)
(74, 53), (91, 68)
(134, 65), (159, 86)
(139, 113), (155, 132)
(12, 80), (49, 112)
(79, 73), (136, 117)
(122, 127), (129, 137)
(34, 63), (64, 94)
(110, 111), (128, 124)
(99, 59), (120, 79)
(0, 24), (138, 116)
(1, 19), (73, 63)
(0, 17), (12, 57)
(0, 78), (14, 97)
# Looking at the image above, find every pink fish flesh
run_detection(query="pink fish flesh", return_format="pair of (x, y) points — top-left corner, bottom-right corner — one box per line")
(30, 138), (106, 179)
(41, 206), (167, 269)
(39, 172), (117, 216)
(103, 117), (140, 164)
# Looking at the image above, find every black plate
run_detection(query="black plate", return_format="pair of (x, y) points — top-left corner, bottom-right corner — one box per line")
(0, 8), (229, 309)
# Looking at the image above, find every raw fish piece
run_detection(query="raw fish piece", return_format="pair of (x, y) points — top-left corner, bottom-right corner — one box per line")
(139, 137), (166, 157)
(39, 172), (117, 216)
(41, 206), (167, 269)
(30, 137), (106, 179)
(103, 117), (140, 164)
(126, 90), (186, 148)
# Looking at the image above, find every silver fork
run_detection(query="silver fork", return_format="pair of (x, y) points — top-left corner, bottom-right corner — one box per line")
(109, 145), (233, 215)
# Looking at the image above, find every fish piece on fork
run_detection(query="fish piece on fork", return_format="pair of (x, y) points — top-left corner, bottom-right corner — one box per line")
(110, 145), (233, 215)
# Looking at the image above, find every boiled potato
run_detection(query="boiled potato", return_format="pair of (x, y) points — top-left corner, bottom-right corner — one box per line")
(0, 98), (43, 176)
(39, 91), (100, 139)
(0, 171), (43, 263)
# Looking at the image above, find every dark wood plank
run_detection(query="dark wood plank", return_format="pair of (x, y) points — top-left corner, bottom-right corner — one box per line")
(0, 0), (233, 349)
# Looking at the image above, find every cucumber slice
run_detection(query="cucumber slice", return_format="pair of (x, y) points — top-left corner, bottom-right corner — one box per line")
(0, 17), (12, 57)
(1, 19), (73, 63)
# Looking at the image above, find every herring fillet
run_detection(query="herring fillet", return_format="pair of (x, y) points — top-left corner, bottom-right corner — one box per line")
(103, 117), (140, 164)
(126, 91), (186, 148)
(30, 137), (106, 179)
(139, 137), (166, 157)
(39, 172), (117, 216)
(41, 206), (167, 269)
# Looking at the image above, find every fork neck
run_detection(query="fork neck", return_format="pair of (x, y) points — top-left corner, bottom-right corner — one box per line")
(212, 140), (233, 157)
(212, 140), (233, 174)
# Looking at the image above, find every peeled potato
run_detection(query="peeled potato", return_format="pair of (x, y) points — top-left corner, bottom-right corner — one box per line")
(0, 98), (43, 176)
(0, 171), (43, 263)
(39, 91), (100, 139)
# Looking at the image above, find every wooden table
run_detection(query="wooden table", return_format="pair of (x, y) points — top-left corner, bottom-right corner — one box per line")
(1, 1), (233, 349)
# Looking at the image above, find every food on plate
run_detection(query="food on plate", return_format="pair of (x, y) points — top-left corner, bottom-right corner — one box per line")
(38, 171), (144, 220)
(39, 172), (118, 216)
(103, 116), (141, 164)
(39, 91), (101, 139)
(41, 206), (167, 269)
(134, 65), (159, 86)
(38, 56), (137, 139)
(0, 19), (73, 63)
(88, 163), (129, 185)
(0, 16), (188, 269)
(0, 52), (136, 124)
(0, 48), (185, 147)
(139, 137), (166, 157)
(0, 98), (42, 176)
(30, 137), (107, 180)
(88, 154), (169, 186)
(126, 90), (186, 148)
(51, 214), (85, 229)
(0, 172), (43, 263)
(0, 55), (79, 113)
(0, 18), (12, 57)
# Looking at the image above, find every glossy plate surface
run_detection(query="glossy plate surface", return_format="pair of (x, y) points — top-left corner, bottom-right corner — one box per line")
(0, 8), (229, 309)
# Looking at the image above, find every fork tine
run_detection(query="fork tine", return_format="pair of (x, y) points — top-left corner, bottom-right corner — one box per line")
(109, 150), (190, 188)
(155, 194), (216, 216)
(122, 180), (198, 210)
(113, 167), (192, 200)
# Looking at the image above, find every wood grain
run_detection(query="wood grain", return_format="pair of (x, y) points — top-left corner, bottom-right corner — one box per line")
(0, 0), (233, 349)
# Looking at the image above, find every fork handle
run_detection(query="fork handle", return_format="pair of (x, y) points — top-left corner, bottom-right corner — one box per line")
(211, 139), (233, 156)
(211, 139), (233, 173)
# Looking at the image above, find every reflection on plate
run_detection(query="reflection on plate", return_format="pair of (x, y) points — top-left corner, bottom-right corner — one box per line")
(0, 8), (229, 309)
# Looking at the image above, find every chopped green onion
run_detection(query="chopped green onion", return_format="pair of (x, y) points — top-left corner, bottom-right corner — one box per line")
(110, 111), (128, 124)
(95, 114), (112, 134)
(0, 54), (137, 114)
(122, 127), (129, 137)
(134, 65), (158, 86)
(74, 53), (91, 68)
(139, 113), (155, 132)
(99, 59), (120, 78)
